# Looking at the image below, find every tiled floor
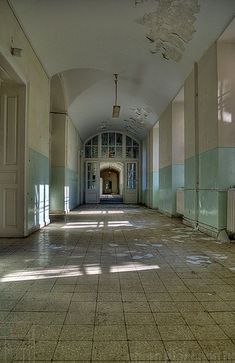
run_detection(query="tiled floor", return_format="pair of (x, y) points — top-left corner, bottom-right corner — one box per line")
(0, 204), (235, 362)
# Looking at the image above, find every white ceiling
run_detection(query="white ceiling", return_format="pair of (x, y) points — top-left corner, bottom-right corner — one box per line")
(10, 0), (235, 140)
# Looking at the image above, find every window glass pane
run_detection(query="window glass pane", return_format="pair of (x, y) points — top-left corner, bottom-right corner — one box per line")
(92, 135), (98, 145)
(86, 139), (91, 146)
(116, 147), (122, 158)
(109, 147), (115, 158)
(101, 146), (108, 158)
(91, 146), (98, 158)
(133, 140), (138, 147)
(133, 147), (139, 159)
(87, 163), (96, 190)
(109, 133), (115, 145)
(127, 163), (136, 189)
(116, 133), (122, 146)
(85, 146), (91, 158)
(126, 136), (132, 146)
(126, 147), (133, 158)
(102, 133), (108, 146)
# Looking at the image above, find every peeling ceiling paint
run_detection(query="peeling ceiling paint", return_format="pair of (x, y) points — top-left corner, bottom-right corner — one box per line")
(137, 0), (200, 61)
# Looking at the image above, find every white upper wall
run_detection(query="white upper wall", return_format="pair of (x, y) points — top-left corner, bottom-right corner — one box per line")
(172, 101), (184, 165)
(217, 41), (235, 148)
(0, 1), (50, 157)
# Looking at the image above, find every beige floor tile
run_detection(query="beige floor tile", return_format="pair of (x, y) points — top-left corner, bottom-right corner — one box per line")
(176, 301), (205, 312)
(14, 340), (57, 361)
(199, 340), (235, 361)
(97, 302), (123, 313)
(122, 292), (147, 302)
(182, 311), (216, 326)
(159, 325), (194, 340)
(127, 324), (161, 340)
(154, 312), (186, 326)
(69, 301), (96, 312)
(201, 300), (232, 312)
(220, 325), (235, 339)
(125, 312), (156, 325)
(194, 292), (222, 301)
(210, 311), (235, 325)
(94, 325), (127, 341)
(123, 301), (151, 312)
(27, 324), (62, 340)
(92, 341), (129, 360)
(59, 324), (94, 340)
(5, 311), (66, 325)
(0, 322), (31, 339)
(129, 340), (168, 361)
(150, 301), (179, 312)
(72, 292), (97, 301)
(0, 340), (23, 361)
(95, 311), (125, 325)
(146, 292), (172, 301)
(0, 299), (18, 311)
(65, 311), (95, 325)
(170, 292), (197, 301)
(54, 341), (92, 360)
(190, 325), (228, 340)
(165, 340), (207, 361)
(98, 292), (122, 301)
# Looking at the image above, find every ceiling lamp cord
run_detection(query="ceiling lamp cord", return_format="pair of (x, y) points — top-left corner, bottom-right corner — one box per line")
(114, 73), (118, 105)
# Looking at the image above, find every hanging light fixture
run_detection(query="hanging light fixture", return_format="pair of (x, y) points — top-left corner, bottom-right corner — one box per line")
(112, 73), (120, 118)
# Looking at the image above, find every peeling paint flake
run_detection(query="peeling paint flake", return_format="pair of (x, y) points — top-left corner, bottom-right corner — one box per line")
(137, 0), (200, 62)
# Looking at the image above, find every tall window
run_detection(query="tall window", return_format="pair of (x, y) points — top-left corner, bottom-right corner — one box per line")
(85, 135), (98, 158)
(126, 136), (139, 158)
(101, 132), (122, 158)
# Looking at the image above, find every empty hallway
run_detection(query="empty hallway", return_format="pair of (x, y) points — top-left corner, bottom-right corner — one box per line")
(1, 205), (235, 361)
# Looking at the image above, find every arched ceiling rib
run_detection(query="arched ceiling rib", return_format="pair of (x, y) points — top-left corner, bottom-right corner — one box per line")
(9, 0), (235, 140)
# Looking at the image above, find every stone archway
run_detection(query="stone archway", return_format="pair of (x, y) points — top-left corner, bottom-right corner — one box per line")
(100, 162), (124, 203)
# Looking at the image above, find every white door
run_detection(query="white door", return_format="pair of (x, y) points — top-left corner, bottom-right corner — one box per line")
(85, 161), (100, 203)
(0, 82), (26, 236)
(124, 161), (138, 204)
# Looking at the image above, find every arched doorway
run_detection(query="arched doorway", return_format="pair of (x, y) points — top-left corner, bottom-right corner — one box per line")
(100, 162), (124, 203)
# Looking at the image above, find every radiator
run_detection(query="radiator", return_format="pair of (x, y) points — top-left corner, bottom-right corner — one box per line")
(176, 188), (184, 215)
(227, 188), (235, 234)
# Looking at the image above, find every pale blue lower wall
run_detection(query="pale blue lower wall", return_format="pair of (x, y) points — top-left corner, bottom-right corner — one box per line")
(159, 164), (184, 215)
(184, 155), (197, 223)
(50, 167), (65, 212)
(184, 147), (235, 233)
(65, 168), (78, 210)
(28, 148), (49, 232)
(152, 171), (159, 208)
(141, 171), (147, 205)
(50, 167), (78, 213)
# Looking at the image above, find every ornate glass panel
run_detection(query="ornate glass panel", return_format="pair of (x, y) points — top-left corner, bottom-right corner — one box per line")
(102, 133), (108, 146)
(87, 162), (96, 190)
(127, 163), (136, 189)
(116, 146), (122, 158)
(109, 133), (115, 145)
(116, 133), (122, 146)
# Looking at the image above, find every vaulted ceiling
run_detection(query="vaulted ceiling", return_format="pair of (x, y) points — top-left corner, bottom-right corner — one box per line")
(10, 0), (235, 140)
